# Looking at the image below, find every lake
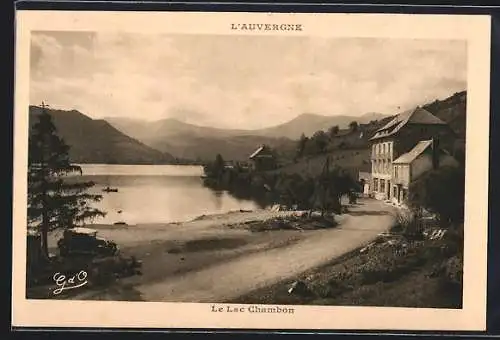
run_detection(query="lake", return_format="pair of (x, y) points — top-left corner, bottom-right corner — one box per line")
(72, 164), (261, 225)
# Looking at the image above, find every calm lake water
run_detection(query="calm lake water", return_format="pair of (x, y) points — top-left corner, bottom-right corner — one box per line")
(71, 164), (260, 225)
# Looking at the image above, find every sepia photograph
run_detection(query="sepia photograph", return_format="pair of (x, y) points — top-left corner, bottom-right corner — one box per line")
(12, 11), (491, 330)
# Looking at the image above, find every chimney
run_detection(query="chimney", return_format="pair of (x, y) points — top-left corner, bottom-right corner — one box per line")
(431, 138), (440, 169)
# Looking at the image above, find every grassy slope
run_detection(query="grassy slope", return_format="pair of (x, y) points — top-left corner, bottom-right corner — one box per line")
(423, 90), (467, 139)
(274, 149), (371, 179)
(153, 135), (297, 162)
(274, 118), (392, 178)
(274, 91), (467, 179)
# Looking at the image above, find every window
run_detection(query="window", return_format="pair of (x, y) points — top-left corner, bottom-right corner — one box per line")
(380, 179), (386, 193)
(373, 178), (379, 192)
(393, 186), (398, 198)
(394, 165), (398, 178)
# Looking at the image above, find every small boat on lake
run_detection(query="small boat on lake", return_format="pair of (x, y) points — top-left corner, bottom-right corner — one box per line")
(102, 186), (119, 193)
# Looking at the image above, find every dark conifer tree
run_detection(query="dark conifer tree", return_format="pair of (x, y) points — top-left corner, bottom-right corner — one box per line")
(297, 133), (309, 157)
(27, 103), (106, 259)
(328, 125), (340, 138)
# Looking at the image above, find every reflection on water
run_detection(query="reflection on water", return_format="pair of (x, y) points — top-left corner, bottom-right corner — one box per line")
(211, 190), (224, 211)
(72, 164), (260, 225)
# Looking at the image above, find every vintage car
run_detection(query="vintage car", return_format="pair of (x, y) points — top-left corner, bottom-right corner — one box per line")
(57, 227), (118, 257)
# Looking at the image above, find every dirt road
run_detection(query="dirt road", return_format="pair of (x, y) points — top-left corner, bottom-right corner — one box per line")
(132, 199), (396, 303)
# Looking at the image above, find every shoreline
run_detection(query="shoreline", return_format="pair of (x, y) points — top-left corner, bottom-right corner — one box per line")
(42, 198), (398, 302)
(87, 207), (284, 228)
(48, 207), (304, 251)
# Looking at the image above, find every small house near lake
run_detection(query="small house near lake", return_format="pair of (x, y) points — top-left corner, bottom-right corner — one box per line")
(249, 144), (277, 172)
(391, 139), (459, 205)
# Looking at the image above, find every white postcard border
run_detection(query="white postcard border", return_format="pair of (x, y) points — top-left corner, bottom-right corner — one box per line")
(12, 11), (491, 330)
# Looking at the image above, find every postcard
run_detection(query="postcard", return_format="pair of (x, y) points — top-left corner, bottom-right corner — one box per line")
(12, 10), (491, 331)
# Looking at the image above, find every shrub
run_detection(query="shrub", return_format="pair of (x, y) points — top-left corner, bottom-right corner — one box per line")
(392, 209), (424, 240)
(79, 255), (142, 287)
(442, 255), (463, 285)
(429, 253), (463, 299)
(441, 223), (464, 255)
(408, 166), (465, 226)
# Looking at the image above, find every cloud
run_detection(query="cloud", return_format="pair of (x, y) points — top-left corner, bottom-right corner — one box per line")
(30, 32), (467, 129)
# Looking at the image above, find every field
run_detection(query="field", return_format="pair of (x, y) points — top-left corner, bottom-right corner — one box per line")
(274, 148), (371, 179)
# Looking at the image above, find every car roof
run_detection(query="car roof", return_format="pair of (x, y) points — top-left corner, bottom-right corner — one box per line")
(68, 227), (98, 235)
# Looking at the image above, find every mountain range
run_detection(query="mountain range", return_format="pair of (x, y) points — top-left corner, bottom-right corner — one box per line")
(28, 106), (175, 164)
(104, 112), (387, 161)
(27, 91), (465, 165)
(105, 111), (387, 140)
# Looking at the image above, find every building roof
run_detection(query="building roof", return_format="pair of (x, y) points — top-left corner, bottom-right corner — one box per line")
(393, 140), (433, 164)
(249, 145), (274, 159)
(249, 146), (264, 159)
(370, 107), (447, 141)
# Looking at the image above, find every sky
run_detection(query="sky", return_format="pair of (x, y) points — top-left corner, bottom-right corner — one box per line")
(30, 31), (467, 130)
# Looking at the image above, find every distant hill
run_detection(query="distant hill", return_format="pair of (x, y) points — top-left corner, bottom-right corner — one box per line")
(154, 134), (297, 163)
(29, 106), (175, 164)
(253, 112), (388, 139)
(105, 117), (249, 141)
(105, 112), (388, 162)
(423, 90), (466, 139)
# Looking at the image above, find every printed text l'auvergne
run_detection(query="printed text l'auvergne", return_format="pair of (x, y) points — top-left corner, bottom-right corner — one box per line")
(231, 23), (303, 32)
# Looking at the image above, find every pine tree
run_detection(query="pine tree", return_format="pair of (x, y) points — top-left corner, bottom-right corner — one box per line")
(328, 125), (339, 138)
(349, 121), (359, 132)
(312, 130), (328, 154)
(297, 133), (309, 157)
(27, 103), (106, 259)
(213, 154), (225, 178)
(311, 158), (356, 216)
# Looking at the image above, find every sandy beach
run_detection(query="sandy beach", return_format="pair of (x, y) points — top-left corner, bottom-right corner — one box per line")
(53, 198), (396, 302)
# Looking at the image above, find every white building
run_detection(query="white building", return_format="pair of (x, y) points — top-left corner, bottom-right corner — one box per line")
(391, 139), (459, 205)
(369, 106), (455, 201)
